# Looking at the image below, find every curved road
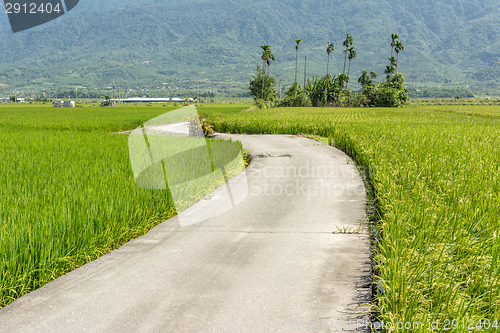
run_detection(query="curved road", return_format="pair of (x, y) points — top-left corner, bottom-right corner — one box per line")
(0, 134), (371, 333)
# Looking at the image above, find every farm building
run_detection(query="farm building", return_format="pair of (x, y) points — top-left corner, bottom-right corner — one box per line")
(53, 101), (75, 107)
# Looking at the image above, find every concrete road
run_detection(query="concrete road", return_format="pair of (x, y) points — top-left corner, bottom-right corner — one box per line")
(0, 135), (371, 333)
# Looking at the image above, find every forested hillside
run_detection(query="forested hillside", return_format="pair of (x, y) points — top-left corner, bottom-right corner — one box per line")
(0, 0), (498, 95)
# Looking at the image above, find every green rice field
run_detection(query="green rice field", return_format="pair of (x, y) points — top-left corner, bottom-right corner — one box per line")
(1, 103), (499, 331)
(205, 104), (500, 331)
(0, 103), (247, 308)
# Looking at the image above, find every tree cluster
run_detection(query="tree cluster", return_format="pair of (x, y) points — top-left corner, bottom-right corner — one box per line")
(249, 34), (409, 108)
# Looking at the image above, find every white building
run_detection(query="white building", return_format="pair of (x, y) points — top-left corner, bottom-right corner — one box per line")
(53, 100), (75, 107)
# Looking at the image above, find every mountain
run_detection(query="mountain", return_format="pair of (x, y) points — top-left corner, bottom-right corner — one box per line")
(0, 0), (498, 96)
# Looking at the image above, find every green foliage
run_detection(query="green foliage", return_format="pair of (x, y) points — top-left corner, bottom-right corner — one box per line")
(249, 66), (278, 106)
(206, 105), (500, 328)
(357, 72), (409, 107)
(376, 73), (409, 106)
(305, 76), (342, 107)
(279, 82), (311, 107)
(276, 69), (408, 108)
(374, 86), (404, 107)
(409, 87), (475, 98)
(358, 70), (378, 106)
(198, 114), (215, 137)
(342, 92), (367, 108)
(196, 104), (251, 116)
(0, 104), (245, 308)
(187, 113), (215, 137)
(254, 99), (278, 109)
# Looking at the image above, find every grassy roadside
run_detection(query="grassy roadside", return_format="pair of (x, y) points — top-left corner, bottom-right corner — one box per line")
(206, 104), (500, 331)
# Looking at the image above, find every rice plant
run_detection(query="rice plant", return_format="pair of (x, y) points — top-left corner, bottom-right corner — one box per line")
(206, 104), (500, 331)
(0, 104), (245, 308)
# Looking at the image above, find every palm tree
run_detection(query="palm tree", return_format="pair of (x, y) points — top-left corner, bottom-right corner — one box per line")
(358, 70), (371, 89)
(389, 56), (397, 67)
(342, 33), (353, 75)
(389, 56), (397, 77)
(260, 45), (275, 99)
(261, 45), (275, 69)
(358, 70), (378, 89)
(347, 47), (357, 79)
(394, 40), (404, 73)
(338, 73), (349, 90)
(260, 45), (271, 69)
(260, 45), (270, 99)
(391, 33), (399, 57)
(326, 42), (334, 77)
(304, 55), (307, 88)
(295, 39), (302, 84)
(385, 65), (395, 81)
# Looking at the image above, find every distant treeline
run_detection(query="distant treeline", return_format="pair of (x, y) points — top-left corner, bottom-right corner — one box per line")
(408, 87), (475, 98)
(52, 90), (103, 99)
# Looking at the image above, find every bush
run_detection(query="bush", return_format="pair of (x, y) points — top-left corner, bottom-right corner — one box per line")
(374, 87), (403, 107)
(372, 73), (409, 107)
(249, 66), (278, 106)
(279, 83), (312, 107)
(306, 75), (343, 107)
(254, 99), (278, 109)
(345, 92), (370, 107)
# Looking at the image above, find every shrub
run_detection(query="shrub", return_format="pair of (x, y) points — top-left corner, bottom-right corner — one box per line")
(254, 99), (278, 109)
(373, 73), (409, 107)
(374, 87), (403, 107)
(249, 66), (278, 106)
(279, 82), (312, 107)
(305, 75), (342, 107)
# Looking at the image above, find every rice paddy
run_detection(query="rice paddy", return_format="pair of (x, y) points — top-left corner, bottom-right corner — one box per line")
(0, 103), (246, 308)
(206, 104), (500, 331)
(2, 102), (499, 331)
